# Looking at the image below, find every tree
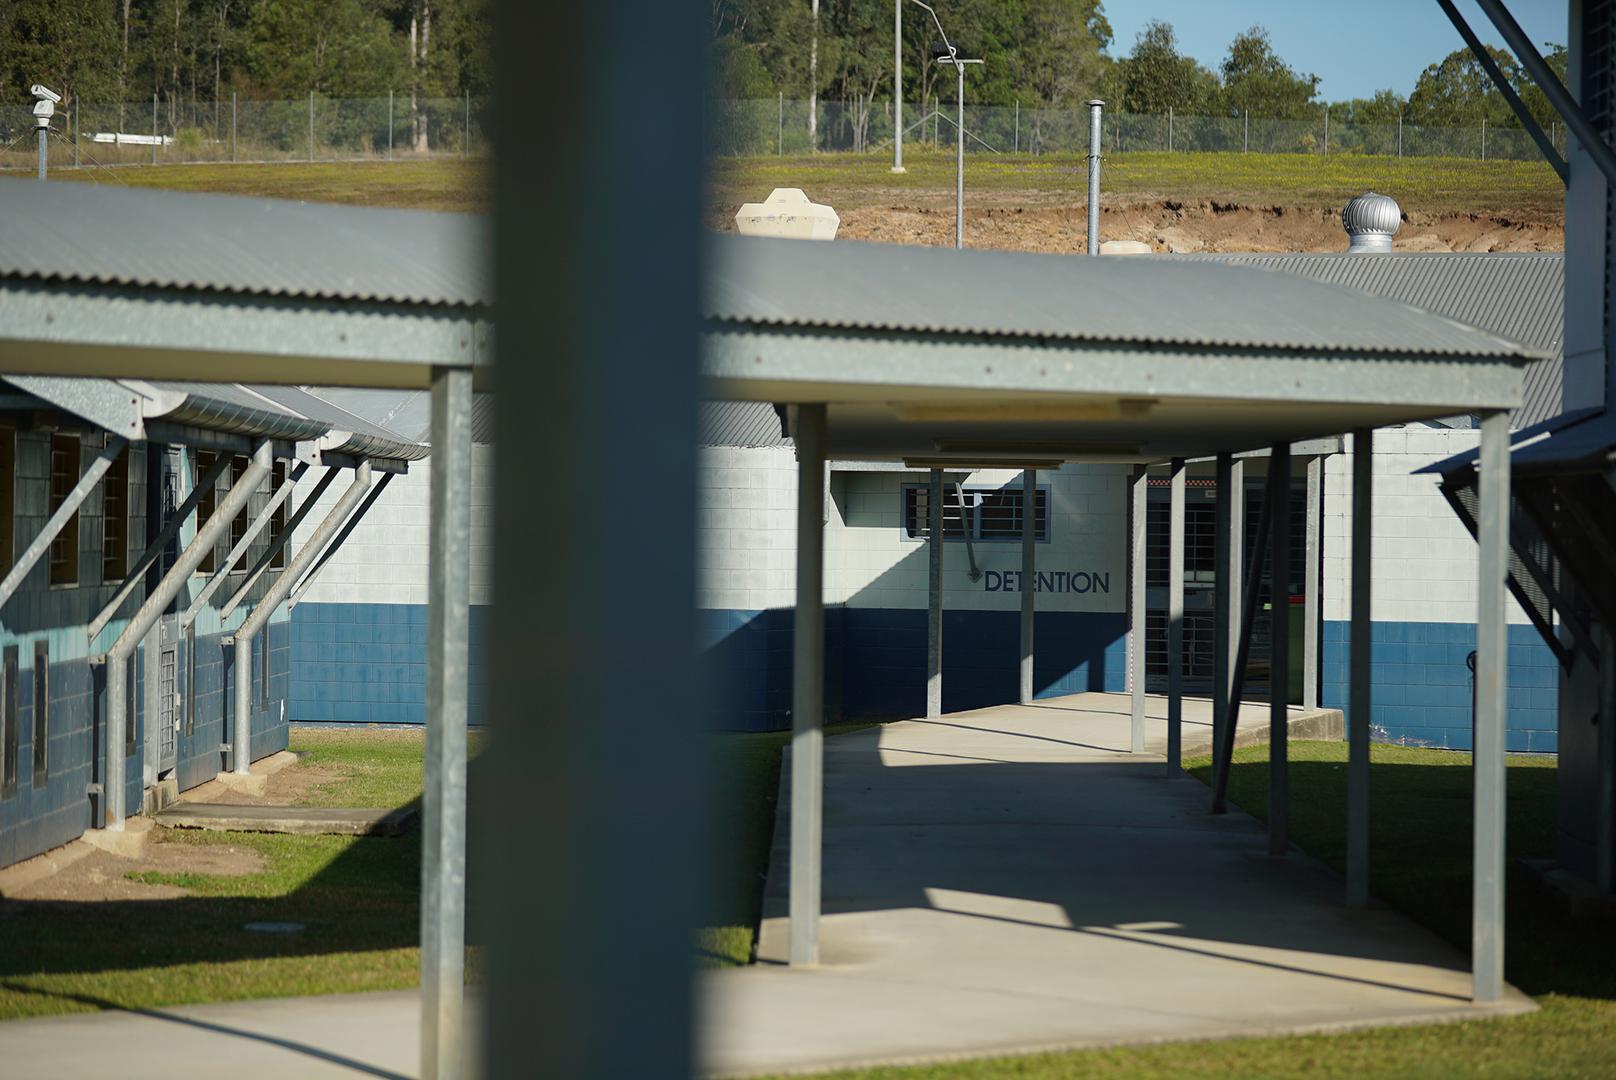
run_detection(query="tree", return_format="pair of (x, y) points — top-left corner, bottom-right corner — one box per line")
(1111, 20), (1218, 115)
(0, 0), (121, 110)
(1219, 26), (1316, 119)
(1331, 89), (1406, 125)
(1406, 44), (1523, 128)
(243, 0), (399, 97)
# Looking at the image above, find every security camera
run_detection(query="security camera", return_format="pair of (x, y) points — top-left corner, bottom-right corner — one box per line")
(30, 85), (62, 104)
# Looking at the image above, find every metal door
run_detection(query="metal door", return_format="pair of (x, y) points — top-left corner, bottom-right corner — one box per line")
(157, 618), (179, 776)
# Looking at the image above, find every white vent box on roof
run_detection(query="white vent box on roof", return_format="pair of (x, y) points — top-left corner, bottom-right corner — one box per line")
(734, 188), (840, 241)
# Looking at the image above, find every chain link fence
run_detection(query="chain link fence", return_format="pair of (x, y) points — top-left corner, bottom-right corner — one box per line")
(709, 98), (1570, 162)
(0, 94), (490, 171)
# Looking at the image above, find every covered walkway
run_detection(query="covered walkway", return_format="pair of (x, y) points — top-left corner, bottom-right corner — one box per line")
(700, 695), (1533, 1077)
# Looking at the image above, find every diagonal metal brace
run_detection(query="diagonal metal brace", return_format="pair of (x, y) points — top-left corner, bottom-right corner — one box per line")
(181, 461), (308, 628)
(1473, 0), (1616, 188)
(1211, 449), (1281, 815)
(0, 436), (127, 616)
(287, 472), (396, 607)
(219, 466), (342, 620)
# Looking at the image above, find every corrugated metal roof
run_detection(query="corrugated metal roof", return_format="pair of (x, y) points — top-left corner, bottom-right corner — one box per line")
(1173, 253), (1563, 425)
(0, 181), (489, 309)
(297, 388), (495, 445)
(705, 235), (1544, 361)
(698, 401), (789, 447)
(142, 380), (331, 441)
(251, 386), (430, 460)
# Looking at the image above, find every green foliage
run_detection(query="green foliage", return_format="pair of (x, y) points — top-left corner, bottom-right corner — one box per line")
(1109, 19), (1219, 115)
(1219, 26), (1318, 120)
(1407, 43), (1568, 132)
(0, 0), (120, 107)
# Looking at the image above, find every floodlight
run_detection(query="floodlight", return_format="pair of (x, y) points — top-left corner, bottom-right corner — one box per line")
(30, 85), (61, 104)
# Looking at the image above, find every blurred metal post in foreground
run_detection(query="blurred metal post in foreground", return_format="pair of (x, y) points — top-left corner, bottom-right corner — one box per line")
(484, 1), (706, 1077)
(1086, 100), (1103, 255)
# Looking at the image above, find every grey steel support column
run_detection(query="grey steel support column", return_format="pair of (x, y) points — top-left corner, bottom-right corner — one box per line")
(232, 463), (373, 777)
(219, 468), (344, 620)
(1268, 444), (1292, 856)
(288, 473), (397, 607)
(1213, 453), (1233, 778)
(1227, 458), (1245, 767)
(791, 404), (828, 967)
(422, 366), (472, 1079)
(1347, 429), (1373, 907)
(891, 0), (903, 174)
(88, 451), (231, 643)
(1304, 455), (1322, 711)
(1472, 410), (1510, 1003)
(1129, 466), (1147, 753)
(927, 468), (943, 718)
(1167, 458), (1185, 775)
(183, 462), (308, 627)
(1598, 624), (1615, 894)
(105, 441), (270, 829)
(1019, 469), (1036, 705)
(954, 62), (964, 250)
(1086, 100), (1103, 255)
(36, 125), (46, 182)
(0, 436), (126, 615)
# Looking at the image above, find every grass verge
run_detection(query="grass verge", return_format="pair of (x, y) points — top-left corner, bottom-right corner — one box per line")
(754, 742), (1615, 1079)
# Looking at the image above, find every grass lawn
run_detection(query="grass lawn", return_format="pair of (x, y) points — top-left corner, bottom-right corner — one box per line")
(0, 727), (473, 1021)
(750, 742), (1616, 1079)
(3, 158), (487, 213)
(710, 149), (1564, 216)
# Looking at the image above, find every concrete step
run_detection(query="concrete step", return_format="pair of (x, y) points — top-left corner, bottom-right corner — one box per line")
(154, 803), (417, 837)
(142, 778), (179, 817)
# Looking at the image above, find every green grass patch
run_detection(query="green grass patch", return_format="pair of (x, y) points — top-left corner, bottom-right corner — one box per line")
(710, 149), (1563, 216)
(287, 727), (487, 809)
(761, 742), (1616, 1079)
(3, 159), (486, 213)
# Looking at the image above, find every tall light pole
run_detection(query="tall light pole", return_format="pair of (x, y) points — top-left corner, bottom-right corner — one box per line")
(938, 52), (982, 250)
(892, 0), (904, 173)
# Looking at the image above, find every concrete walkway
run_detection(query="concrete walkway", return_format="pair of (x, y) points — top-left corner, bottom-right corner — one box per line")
(699, 691), (1533, 1077)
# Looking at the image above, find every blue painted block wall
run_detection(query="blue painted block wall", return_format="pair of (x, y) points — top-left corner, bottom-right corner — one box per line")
(1322, 621), (1558, 752)
(698, 607), (1127, 732)
(288, 603), (490, 727)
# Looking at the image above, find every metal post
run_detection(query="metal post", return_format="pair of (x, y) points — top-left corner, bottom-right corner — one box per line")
(1398, 113), (1403, 158)
(1086, 100), (1104, 255)
(1472, 410), (1509, 1003)
(152, 94), (158, 165)
(1269, 444), (1292, 856)
(464, 90), (470, 158)
(1348, 430), (1373, 906)
(36, 126), (47, 182)
(1168, 106), (1173, 152)
(106, 442), (271, 829)
(1167, 457), (1185, 775)
(1324, 107), (1329, 154)
(287, 474), (396, 608)
(892, 0), (904, 173)
(231, 92), (238, 163)
(927, 468), (943, 718)
(791, 404), (827, 967)
(308, 90), (315, 162)
(1212, 455), (1278, 814)
(1020, 469), (1036, 705)
(1014, 99), (1019, 154)
(234, 463), (372, 777)
(218, 468), (344, 620)
(422, 366), (472, 1078)
(777, 92), (784, 155)
(1229, 456), (1244, 704)
(1244, 108), (1248, 153)
(1482, 115), (1487, 160)
(0, 437), (126, 613)
(1213, 452), (1233, 779)
(1129, 466), (1147, 753)
(1304, 455), (1322, 711)
(1598, 624), (1615, 894)
(955, 62), (964, 250)
(388, 90), (394, 160)
(72, 107), (79, 169)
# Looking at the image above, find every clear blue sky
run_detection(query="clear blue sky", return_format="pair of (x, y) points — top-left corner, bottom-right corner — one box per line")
(1103, 0), (1567, 101)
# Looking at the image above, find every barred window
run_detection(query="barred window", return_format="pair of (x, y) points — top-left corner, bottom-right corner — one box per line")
(0, 428), (14, 580)
(102, 442), (130, 583)
(48, 434), (81, 586)
(0, 646), (16, 798)
(229, 454), (251, 560)
(269, 460), (290, 570)
(903, 483), (1050, 542)
(195, 451), (217, 575)
(32, 641), (47, 785)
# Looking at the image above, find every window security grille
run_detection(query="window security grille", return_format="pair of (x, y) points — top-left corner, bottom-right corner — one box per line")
(903, 484), (1049, 542)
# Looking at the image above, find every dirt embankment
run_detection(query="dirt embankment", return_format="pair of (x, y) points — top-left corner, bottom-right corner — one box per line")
(710, 197), (1563, 254)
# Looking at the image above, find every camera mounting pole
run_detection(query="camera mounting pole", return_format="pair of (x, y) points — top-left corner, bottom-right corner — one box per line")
(29, 85), (61, 182)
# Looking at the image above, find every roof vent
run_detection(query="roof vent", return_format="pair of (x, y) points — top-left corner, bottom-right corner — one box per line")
(1342, 191), (1401, 253)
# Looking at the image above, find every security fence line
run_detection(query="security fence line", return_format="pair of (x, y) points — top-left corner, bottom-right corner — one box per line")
(711, 97), (1570, 163)
(0, 93), (489, 171)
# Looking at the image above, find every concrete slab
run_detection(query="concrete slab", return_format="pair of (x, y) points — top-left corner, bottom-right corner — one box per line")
(154, 804), (417, 837)
(0, 990), (470, 1079)
(699, 691), (1532, 1078)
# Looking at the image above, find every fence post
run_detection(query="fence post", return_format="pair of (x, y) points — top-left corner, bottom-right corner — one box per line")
(1014, 99), (1019, 153)
(1168, 106), (1173, 152)
(72, 108), (79, 167)
(1324, 106), (1329, 154)
(1482, 116), (1487, 160)
(308, 90), (314, 162)
(777, 92), (783, 155)
(152, 94), (158, 165)
(388, 90), (394, 159)
(231, 92), (237, 162)
(1244, 108), (1248, 153)
(464, 89), (470, 158)
(1398, 113), (1403, 158)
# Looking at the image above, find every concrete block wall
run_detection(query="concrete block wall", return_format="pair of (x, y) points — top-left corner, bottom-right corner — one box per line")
(286, 450), (493, 725)
(1320, 427), (1557, 750)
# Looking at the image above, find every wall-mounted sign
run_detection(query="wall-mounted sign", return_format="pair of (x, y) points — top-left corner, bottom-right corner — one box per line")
(983, 570), (1110, 594)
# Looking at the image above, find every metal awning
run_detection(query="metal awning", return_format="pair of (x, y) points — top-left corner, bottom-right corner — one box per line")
(702, 236), (1544, 465)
